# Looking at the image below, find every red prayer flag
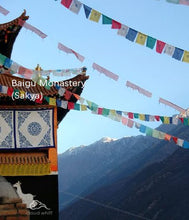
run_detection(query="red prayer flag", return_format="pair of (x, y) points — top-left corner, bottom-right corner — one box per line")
(128, 112), (134, 119)
(179, 118), (184, 123)
(35, 94), (43, 104)
(7, 87), (14, 96)
(98, 108), (103, 115)
(61, 0), (73, 8)
(155, 115), (160, 121)
(64, 90), (72, 100)
(112, 20), (121, 29)
(172, 136), (178, 144)
(68, 102), (74, 110)
(156, 40), (166, 53)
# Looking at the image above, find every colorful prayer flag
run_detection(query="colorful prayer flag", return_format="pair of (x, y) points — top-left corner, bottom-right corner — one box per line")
(81, 104), (87, 111)
(61, 0), (73, 8)
(111, 20), (121, 29)
(146, 36), (156, 49)
(0, 6), (9, 15)
(89, 9), (101, 22)
(83, 4), (92, 18)
(182, 50), (189, 63)
(172, 47), (184, 61)
(49, 98), (56, 106)
(117, 24), (128, 37)
(102, 15), (112, 24)
(61, 100), (68, 109)
(68, 102), (74, 109)
(126, 28), (138, 42)
(164, 44), (175, 56)
(69, 0), (82, 14)
(136, 33), (147, 45)
(156, 40), (166, 53)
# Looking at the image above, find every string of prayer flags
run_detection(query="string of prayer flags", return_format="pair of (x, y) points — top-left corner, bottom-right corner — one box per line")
(58, 42), (85, 62)
(159, 97), (185, 113)
(92, 62), (119, 81)
(59, 1), (189, 64)
(18, 19), (47, 39)
(166, 0), (179, 4)
(0, 5), (9, 15)
(126, 81), (152, 98)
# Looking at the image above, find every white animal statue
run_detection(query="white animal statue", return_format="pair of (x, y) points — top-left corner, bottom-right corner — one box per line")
(13, 181), (35, 208)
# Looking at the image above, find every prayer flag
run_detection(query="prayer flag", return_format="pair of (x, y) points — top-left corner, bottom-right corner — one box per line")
(164, 117), (170, 124)
(146, 36), (156, 49)
(18, 66), (33, 79)
(0, 54), (6, 65)
(145, 115), (150, 121)
(83, 4), (92, 18)
(139, 114), (145, 121)
(165, 134), (171, 141)
(35, 94), (43, 104)
(110, 110), (116, 116)
(126, 81), (152, 97)
(4, 58), (12, 68)
(159, 131), (165, 139)
(58, 88), (66, 96)
(183, 141), (189, 149)
(122, 117), (128, 125)
(172, 116), (178, 125)
(135, 122), (141, 129)
(69, 0), (82, 14)
(155, 115), (160, 121)
(159, 97), (185, 113)
(0, 6), (9, 15)
(10, 62), (19, 73)
(102, 108), (110, 116)
(177, 138), (184, 147)
(166, 0), (179, 3)
(61, 100), (68, 109)
(81, 104), (87, 111)
(79, 97), (85, 104)
(156, 40), (166, 53)
(49, 98), (56, 106)
(136, 33), (147, 45)
(98, 108), (103, 115)
(22, 22), (47, 39)
(126, 28), (138, 42)
(179, 0), (189, 5)
(164, 44), (175, 56)
(117, 24), (128, 37)
(139, 125), (146, 133)
(64, 90), (72, 100)
(68, 102), (74, 109)
(7, 87), (13, 96)
(127, 119), (134, 128)
(102, 15), (112, 24)
(112, 20), (121, 29)
(183, 118), (189, 125)
(61, 0), (73, 8)
(152, 130), (159, 138)
(56, 99), (61, 107)
(89, 9), (101, 22)
(172, 136), (178, 144)
(146, 127), (153, 136)
(172, 47), (184, 60)
(92, 62), (119, 81)
(134, 113), (139, 119)
(128, 112), (134, 119)
(182, 50), (189, 63)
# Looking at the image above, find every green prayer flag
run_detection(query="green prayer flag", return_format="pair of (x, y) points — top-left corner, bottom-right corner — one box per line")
(102, 15), (112, 24)
(145, 127), (153, 136)
(102, 108), (110, 116)
(134, 113), (139, 119)
(44, 96), (50, 103)
(74, 103), (80, 111)
(0, 54), (6, 65)
(160, 116), (164, 123)
(184, 118), (189, 126)
(91, 102), (98, 112)
(166, 0), (179, 4)
(146, 36), (156, 49)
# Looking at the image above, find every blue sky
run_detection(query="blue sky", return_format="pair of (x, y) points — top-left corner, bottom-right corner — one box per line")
(1, 0), (189, 153)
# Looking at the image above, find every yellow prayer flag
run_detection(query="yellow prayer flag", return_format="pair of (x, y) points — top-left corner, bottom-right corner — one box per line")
(182, 50), (189, 63)
(49, 97), (56, 106)
(164, 117), (170, 124)
(81, 104), (87, 111)
(139, 114), (145, 121)
(136, 32), (147, 45)
(110, 109), (116, 116)
(89, 9), (101, 23)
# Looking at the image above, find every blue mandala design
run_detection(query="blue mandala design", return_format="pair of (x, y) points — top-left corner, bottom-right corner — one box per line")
(27, 122), (42, 136)
(18, 112), (31, 129)
(18, 130), (32, 148)
(38, 110), (51, 127)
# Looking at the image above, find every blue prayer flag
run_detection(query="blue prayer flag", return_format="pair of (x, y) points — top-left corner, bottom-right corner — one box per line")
(172, 48), (184, 61)
(83, 4), (92, 18)
(139, 124), (146, 133)
(126, 28), (138, 42)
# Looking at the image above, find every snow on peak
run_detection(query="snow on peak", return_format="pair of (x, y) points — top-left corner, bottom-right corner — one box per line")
(100, 137), (117, 143)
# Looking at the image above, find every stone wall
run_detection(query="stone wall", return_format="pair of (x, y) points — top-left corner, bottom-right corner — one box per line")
(0, 197), (29, 220)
